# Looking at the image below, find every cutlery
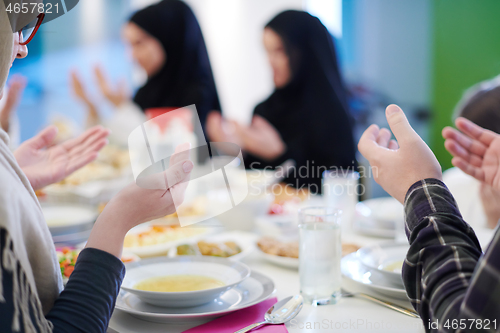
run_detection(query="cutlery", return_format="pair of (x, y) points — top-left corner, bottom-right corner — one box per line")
(341, 289), (419, 318)
(234, 295), (303, 333)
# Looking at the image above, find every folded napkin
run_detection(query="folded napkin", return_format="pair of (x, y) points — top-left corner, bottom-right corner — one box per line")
(183, 297), (288, 333)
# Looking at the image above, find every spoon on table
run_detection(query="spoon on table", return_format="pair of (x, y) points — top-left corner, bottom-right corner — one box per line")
(234, 295), (304, 333)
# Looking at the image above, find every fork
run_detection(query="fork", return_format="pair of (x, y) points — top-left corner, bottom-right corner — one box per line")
(341, 289), (420, 318)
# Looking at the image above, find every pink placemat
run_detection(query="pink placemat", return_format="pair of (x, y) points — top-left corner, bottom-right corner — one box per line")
(182, 297), (288, 333)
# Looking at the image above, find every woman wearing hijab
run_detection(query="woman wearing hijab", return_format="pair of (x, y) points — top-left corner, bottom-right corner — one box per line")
(207, 10), (356, 193)
(0, 3), (193, 332)
(73, 0), (221, 146)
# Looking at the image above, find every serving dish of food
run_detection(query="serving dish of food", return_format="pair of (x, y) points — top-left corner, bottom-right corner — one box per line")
(168, 231), (257, 261)
(256, 236), (360, 269)
(123, 220), (212, 258)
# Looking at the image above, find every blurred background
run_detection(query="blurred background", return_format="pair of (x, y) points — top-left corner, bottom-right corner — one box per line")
(9, 0), (500, 172)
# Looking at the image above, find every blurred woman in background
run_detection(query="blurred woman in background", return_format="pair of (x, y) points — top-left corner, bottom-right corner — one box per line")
(207, 10), (356, 193)
(73, 0), (221, 146)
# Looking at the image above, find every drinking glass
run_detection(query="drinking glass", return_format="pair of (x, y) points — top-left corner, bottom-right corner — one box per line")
(298, 207), (342, 305)
(322, 170), (360, 231)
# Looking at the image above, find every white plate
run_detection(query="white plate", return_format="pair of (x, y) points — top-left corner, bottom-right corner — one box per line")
(353, 198), (403, 238)
(115, 270), (275, 324)
(256, 247), (299, 269)
(356, 242), (408, 287)
(122, 257), (250, 307)
(341, 253), (408, 300)
(42, 204), (96, 236)
(52, 229), (92, 246)
(167, 231), (257, 261)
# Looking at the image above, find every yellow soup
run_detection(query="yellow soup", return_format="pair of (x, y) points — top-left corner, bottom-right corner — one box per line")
(134, 275), (225, 292)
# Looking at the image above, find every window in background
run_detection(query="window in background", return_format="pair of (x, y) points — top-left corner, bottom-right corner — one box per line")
(305, 0), (342, 38)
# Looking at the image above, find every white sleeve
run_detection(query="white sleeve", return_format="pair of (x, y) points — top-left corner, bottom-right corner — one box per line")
(0, 87), (21, 150)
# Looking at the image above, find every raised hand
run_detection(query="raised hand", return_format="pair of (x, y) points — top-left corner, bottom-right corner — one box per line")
(206, 111), (244, 147)
(0, 75), (26, 132)
(442, 117), (500, 190)
(94, 66), (128, 107)
(233, 115), (285, 160)
(70, 70), (100, 123)
(358, 104), (442, 203)
(14, 126), (110, 190)
(85, 143), (194, 258)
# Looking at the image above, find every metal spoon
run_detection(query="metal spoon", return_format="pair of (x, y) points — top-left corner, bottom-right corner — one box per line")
(234, 295), (304, 333)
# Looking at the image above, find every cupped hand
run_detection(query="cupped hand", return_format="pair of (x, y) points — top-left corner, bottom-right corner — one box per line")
(94, 66), (128, 107)
(86, 143), (194, 258)
(233, 115), (285, 160)
(358, 104), (442, 203)
(14, 125), (110, 191)
(442, 117), (500, 190)
(206, 111), (243, 147)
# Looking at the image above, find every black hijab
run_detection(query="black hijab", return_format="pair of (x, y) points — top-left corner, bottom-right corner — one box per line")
(129, 0), (221, 128)
(248, 10), (356, 192)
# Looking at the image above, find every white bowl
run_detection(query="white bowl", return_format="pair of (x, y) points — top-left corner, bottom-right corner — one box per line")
(356, 242), (409, 287)
(121, 256), (250, 307)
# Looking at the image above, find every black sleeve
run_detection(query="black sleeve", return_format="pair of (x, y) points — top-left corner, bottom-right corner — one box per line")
(0, 232), (125, 333)
(46, 248), (125, 333)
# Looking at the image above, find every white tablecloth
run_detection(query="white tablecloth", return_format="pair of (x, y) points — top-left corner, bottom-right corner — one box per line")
(108, 227), (495, 333)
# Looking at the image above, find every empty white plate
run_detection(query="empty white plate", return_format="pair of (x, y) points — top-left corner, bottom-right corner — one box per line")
(121, 256), (250, 307)
(115, 270), (275, 323)
(341, 253), (408, 300)
(353, 198), (403, 238)
(356, 242), (408, 287)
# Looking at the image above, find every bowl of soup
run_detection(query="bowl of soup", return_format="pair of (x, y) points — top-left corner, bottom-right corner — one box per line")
(121, 256), (251, 307)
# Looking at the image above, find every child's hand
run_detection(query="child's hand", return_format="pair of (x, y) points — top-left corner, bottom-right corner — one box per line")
(85, 143), (193, 258)
(358, 104), (442, 203)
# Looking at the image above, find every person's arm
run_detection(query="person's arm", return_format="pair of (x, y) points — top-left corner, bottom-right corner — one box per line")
(403, 178), (489, 331)
(358, 105), (500, 332)
(0, 228), (124, 333)
(46, 248), (125, 333)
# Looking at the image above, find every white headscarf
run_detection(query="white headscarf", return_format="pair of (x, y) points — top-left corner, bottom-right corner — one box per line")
(0, 2), (14, 96)
(0, 2), (62, 332)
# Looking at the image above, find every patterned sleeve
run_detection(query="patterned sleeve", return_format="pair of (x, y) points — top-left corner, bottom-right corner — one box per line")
(403, 178), (500, 332)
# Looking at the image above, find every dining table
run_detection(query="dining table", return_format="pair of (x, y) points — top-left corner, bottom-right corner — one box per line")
(107, 225), (462, 333)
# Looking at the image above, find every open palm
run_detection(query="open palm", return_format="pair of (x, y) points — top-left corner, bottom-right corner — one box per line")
(14, 126), (110, 191)
(443, 117), (500, 190)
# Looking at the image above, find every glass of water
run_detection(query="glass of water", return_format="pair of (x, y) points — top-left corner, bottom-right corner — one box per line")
(298, 207), (342, 305)
(322, 170), (359, 231)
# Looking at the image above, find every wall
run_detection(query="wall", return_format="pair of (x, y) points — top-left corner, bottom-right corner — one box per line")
(341, 0), (432, 110)
(431, 0), (500, 169)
